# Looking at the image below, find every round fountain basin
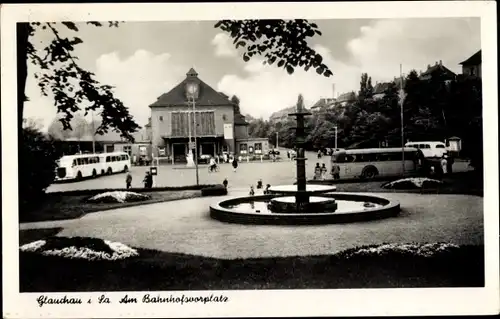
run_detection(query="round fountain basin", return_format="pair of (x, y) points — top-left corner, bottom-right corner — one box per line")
(210, 193), (400, 225)
(269, 196), (338, 214)
(267, 184), (336, 195)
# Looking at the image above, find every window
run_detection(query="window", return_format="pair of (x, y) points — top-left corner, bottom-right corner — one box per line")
(254, 143), (262, 154)
(106, 156), (110, 162)
(123, 145), (132, 156)
(436, 144), (445, 149)
(159, 116), (163, 121)
(240, 143), (248, 153)
(72, 159), (77, 167)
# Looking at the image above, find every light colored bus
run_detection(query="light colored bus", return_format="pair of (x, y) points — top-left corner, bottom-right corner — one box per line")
(405, 141), (447, 158)
(330, 147), (420, 179)
(54, 152), (131, 181)
(99, 152), (131, 175)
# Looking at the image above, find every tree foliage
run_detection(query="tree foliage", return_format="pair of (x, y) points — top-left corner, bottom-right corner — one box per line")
(19, 121), (63, 213)
(215, 19), (333, 77)
(22, 21), (140, 141)
(246, 71), (482, 169)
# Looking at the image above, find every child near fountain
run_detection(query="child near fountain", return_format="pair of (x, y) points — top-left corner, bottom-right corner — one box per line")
(314, 163), (322, 180)
(320, 163), (328, 180)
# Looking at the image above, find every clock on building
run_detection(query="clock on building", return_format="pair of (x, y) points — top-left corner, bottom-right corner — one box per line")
(186, 82), (199, 100)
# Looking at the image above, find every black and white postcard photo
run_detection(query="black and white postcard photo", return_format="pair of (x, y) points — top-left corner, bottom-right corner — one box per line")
(1, 1), (499, 318)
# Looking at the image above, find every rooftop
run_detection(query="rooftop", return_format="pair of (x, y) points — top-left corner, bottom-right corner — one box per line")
(149, 68), (234, 108)
(459, 50), (481, 66)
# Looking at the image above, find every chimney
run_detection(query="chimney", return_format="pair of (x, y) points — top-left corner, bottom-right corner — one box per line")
(439, 60), (442, 65)
(435, 61), (438, 66)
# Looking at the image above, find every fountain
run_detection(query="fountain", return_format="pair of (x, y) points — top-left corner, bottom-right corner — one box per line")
(210, 95), (400, 225)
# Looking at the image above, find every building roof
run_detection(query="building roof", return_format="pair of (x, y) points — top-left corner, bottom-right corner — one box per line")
(336, 91), (356, 103)
(234, 113), (249, 126)
(149, 68), (234, 107)
(269, 105), (309, 121)
(420, 61), (457, 79)
(311, 98), (335, 109)
(460, 50), (481, 66)
(373, 82), (392, 95)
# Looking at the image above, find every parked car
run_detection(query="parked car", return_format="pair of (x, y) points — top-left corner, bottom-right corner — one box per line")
(405, 141), (448, 158)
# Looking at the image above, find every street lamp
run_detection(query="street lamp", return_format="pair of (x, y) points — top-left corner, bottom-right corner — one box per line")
(334, 125), (338, 150)
(399, 64), (407, 176)
(186, 82), (200, 186)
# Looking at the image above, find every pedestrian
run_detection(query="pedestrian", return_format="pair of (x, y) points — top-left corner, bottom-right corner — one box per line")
(287, 150), (291, 160)
(232, 157), (238, 172)
(223, 178), (228, 188)
(249, 185), (255, 196)
(331, 164), (340, 180)
(320, 163), (328, 180)
(256, 179), (263, 189)
(209, 156), (217, 172)
(264, 184), (271, 195)
(126, 172), (133, 189)
(317, 150), (322, 159)
(143, 171), (150, 188)
(441, 155), (448, 176)
(314, 163), (322, 180)
(223, 152), (228, 163)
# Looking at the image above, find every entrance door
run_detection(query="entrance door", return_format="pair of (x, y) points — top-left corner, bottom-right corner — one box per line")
(173, 143), (187, 164)
(201, 143), (215, 157)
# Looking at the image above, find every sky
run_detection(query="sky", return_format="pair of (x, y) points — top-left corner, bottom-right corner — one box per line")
(23, 17), (481, 130)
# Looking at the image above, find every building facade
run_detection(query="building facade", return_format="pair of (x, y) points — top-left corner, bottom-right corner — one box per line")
(460, 50), (481, 78)
(149, 68), (248, 163)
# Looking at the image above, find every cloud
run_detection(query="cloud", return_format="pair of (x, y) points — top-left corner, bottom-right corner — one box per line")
(94, 49), (186, 127)
(217, 45), (362, 119)
(217, 18), (480, 119)
(24, 49), (189, 131)
(211, 33), (238, 57)
(346, 18), (481, 81)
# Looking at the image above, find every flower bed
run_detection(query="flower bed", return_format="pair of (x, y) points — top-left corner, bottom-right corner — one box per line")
(337, 242), (460, 259)
(86, 191), (151, 203)
(382, 177), (444, 190)
(20, 236), (139, 261)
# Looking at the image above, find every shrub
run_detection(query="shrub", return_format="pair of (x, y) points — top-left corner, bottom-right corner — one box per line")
(201, 184), (228, 196)
(19, 125), (62, 213)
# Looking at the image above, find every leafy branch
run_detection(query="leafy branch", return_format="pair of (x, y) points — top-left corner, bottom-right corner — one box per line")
(215, 19), (333, 77)
(26, 21), (139, 141)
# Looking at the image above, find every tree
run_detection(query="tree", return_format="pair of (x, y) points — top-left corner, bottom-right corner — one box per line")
(47, 117), (72, 140)
(230, 95), (241, 114)
(358, 73), (374, 100)
(19, 120), (63, 215)
(215, 20), (332, 77)
(18, 22), (140, 141)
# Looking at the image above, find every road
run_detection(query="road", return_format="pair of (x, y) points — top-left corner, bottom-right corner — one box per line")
(47, 150), (472, 192)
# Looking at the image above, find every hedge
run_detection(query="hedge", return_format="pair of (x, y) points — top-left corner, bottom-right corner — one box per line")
(201, 184), (228, 196)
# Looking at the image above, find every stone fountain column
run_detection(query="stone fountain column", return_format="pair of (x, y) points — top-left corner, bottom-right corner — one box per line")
(289, 100), (312, 209)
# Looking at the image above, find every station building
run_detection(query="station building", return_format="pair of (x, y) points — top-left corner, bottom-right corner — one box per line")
(149, 68), (267, 163)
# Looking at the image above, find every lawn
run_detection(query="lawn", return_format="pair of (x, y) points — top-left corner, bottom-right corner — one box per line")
(19, 190), (202, 223)
(19, 229), (484, 291)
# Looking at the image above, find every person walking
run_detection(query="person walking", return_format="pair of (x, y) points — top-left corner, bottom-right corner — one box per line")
(209, 156), (217, 172)
(126, 172), (133, 189)
(314, 163), (322, 180)
(143, 171), (153, 189)
(223, 178), (228, 188)
(331, 164), (340, 180)
(320, 163), (328, 180)
(287, 150), (291, 160)
(232, 157), (238, 172)
(317, 150), (322, 159)
(441, 155), (448, 176)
